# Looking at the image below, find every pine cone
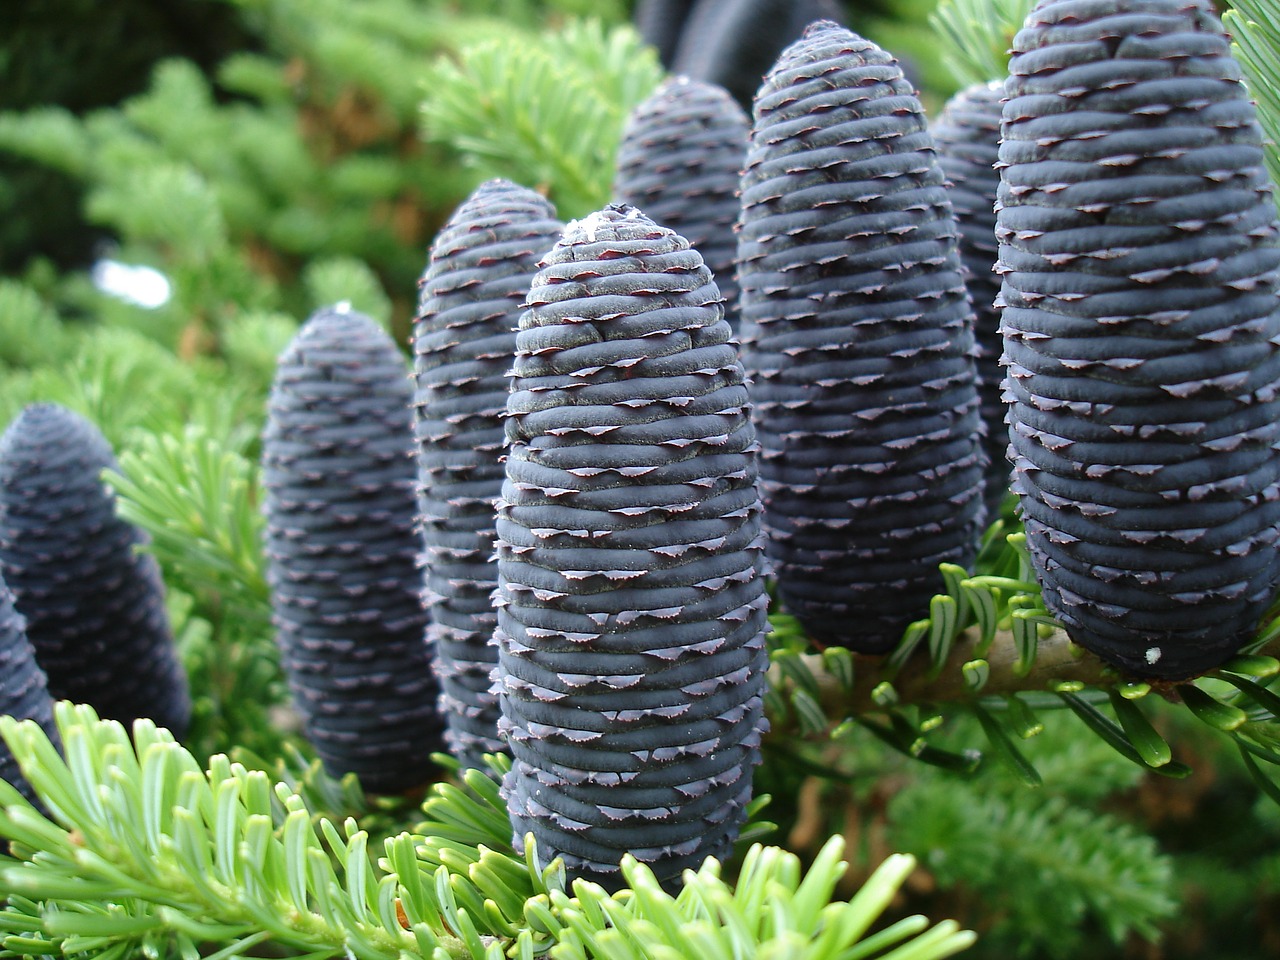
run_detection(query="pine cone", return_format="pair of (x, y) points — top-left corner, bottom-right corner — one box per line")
(614, 77), (749, 333)
(413, 179), (563, 770)
(0, 403), (190, 736)
(935, 80), (1010, 518)
(264, 305), (444, 792)
(999, 0), (1280, 679)
(737, 20), (987, 653)
(495, 205), (769, 890)
(0, 578), (58, 806)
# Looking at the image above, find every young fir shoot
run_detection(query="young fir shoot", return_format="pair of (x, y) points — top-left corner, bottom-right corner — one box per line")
(1227, 0), (1280, 199)
(0, 704), (976, 960)
(927, 0), (1034, 88)
(107, 425), (270, 634)
(106, 425), (284, 763)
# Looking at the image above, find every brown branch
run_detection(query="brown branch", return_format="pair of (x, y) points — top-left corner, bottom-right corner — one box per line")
(788, 624), (1280, 719)
(774, 627), (1098, 723)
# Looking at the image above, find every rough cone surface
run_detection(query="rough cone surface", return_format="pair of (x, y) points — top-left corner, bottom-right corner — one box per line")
(935, 80), (1011, 517)
(0, 403), (190, 736)
(614, 77), (749, 333)
(264, 305), (444, 791)
(0, 578), (58, 805)
(495, 205), (769, 890)
(998, 0), (1280, 679)
(414, 179), (563, 770)
(737, 20), (987, 653)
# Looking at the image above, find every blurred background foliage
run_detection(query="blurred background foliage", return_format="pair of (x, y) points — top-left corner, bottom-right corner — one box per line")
(1, 1), (1279, 958)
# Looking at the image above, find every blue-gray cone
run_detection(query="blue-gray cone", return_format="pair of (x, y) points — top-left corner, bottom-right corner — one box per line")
(264, 305), (445, 792)
(737, 20), (988, 653)
(998, 0), (1280, 679)
(0, 403), (190, 737)
(935, 81), (1011, 519)
(614, 77), (749, 333)
(0, 577), (59, 807)
(414, 179), (563, 771)
(495, 205), (769, 891)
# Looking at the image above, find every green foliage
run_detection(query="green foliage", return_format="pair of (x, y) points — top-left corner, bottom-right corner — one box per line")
(0, 704), (430, 960)
(1227, 0), (1280, 198)
(763, 524), (1280, 955)
(0, 280), (71, 367)
(885, 522), (1052, 677)
(927, 0), (1034, 89)
(421, 18), (665, 219)
(0, 705), (976, 960)
(0, 328), (201, 450)
(302, 257), (394, 329)
(2, 1), (1280, 955)
(107, 426), (269, 631)
(0, 0), (503, 348)
(218, 310), (300, 393)
(889, 781), (1174, 958)
(106, 426), (281, 763)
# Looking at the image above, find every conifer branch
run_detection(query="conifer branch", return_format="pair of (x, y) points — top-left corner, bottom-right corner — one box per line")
(928, 0), (1034, 87)
(768, 525), (1280, 791)
(0, 705), (976, 960)
(420, 19), (663, 219)
(1226, 0), (1280, 197)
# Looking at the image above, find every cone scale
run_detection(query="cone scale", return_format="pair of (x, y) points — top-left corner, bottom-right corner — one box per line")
(0, 404), (190, 737)
(614, 77), (749, 332)
(935, 80), (1011, 517)
(0, 579), (58, 806)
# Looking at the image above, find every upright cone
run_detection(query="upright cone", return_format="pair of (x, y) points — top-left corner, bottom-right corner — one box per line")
(264, 305), (444, 791)
(614, 77), (749, 332)
(0, 403), (189, 736)
(998, 0), (1280, 679)
(495, 205), (769, 890)
(0, 577), (59, 806)
(414, 179), (563, 770)
(737, 21), (987, 653)
(935, 80), (1010, 518)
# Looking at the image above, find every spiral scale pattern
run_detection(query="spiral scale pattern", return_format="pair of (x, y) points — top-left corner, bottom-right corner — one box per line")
(999, 0), (1280, 679)
(0, 403), (189, 736)
(414, 179), (563, 770)
(495, 205), (769, 889)
(614, 77), (749, 332)
(264, 305), (444, 791)
(737, 20), (987, 653)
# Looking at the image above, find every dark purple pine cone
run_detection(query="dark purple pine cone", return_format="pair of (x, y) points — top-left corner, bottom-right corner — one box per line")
(935, 81), (1011, 518)
(0, 404), (190, 737)
(0, 578), (59, 806)
(264, 305), (444, 792)
(413, 179), (563, 771)
(614, 77), (750, 334)
(495, 205), (769, 891)
(671, 0), (847, 110)
(737, 21), (987, 653)
(999, 0), (1280, 680)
